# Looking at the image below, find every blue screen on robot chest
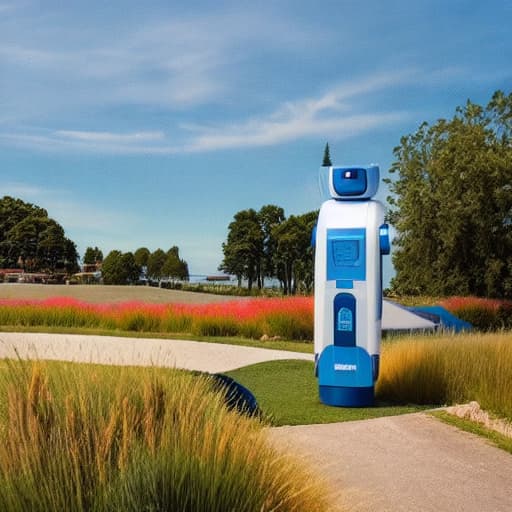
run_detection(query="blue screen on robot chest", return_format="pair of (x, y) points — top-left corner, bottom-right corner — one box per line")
(327, 228), (366, 281)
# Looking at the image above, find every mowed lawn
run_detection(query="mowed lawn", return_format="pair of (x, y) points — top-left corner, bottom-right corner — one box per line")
(0, 283), (244, 304)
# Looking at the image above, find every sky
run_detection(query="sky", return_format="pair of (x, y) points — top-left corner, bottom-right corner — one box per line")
(0, 1), (511, 282)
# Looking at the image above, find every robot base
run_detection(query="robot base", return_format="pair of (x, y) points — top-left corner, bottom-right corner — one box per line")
(319, 385), (374, 407)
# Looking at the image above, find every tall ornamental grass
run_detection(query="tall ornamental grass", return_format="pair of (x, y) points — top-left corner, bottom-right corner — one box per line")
(0, 297), (314, 340)
(0, 360), (328, 512)
(377, 332), (512, 419)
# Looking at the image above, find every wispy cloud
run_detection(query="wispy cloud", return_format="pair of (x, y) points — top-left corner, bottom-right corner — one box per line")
(184, 72), (412, 151)
(56, 130), (165, 143)
(0, 6), (322, 115)
(0, 71), (412, 154)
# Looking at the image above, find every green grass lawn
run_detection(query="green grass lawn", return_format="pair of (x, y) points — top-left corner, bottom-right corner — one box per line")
(226, 359), (428, 426)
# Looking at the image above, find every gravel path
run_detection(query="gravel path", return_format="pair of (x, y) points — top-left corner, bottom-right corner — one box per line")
(270, 413), (512, 512)
(0, 332), (312, 372)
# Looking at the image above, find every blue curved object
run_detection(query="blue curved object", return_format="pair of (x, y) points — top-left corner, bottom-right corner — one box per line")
(211, 373), (260, 417)
(409, 305), (472, 332)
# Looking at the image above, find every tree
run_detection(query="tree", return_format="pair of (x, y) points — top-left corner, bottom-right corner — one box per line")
(147, 249), (167, 283)
(258, 205), (285, 287)
(219, 209), (264, 290)
(272, 212), (317, 294)
(101, 250), (140, 284)
(134, 247), (150, 267)
(83, 246), (103, 265)
(121, 252), (141, 284)
(101, 250), (125, 284)
(386, 90), (512, 298)
(162, 247), (189, 282)
(0, 197), (79, 273)
(322, 142), (332, 166)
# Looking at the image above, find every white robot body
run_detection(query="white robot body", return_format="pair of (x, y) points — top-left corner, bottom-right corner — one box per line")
(314, 165), (389, 407)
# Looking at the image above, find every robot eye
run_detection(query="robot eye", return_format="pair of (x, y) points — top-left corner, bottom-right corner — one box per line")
(344, 170), (358, 179)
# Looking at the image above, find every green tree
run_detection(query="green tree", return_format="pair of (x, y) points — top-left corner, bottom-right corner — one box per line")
(322, 142), (332, 166)
(272, 212), (317, 294)
(134, 247), (150, 267)
(219, 209), (264, 290)
(121, 252), (141, 284)
(147, 249), (167, 283)
(0, 201), (78, 273)
(101, 250), (140, 284)
(258, 205), (285, 287)
(101, 250), (124, 284)
(83, 246), (103, 265)
(386, 90), (512, 298)
(162, 247), (189, 282)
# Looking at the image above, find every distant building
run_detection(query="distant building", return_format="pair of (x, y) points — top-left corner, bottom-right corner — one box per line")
(0, 268), (24, 283)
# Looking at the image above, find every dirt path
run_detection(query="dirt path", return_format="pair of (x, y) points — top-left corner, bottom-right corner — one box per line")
(270, 413), (512, 511)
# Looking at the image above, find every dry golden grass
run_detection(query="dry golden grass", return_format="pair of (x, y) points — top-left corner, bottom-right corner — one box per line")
(377, 331), (512, 419)
(0, 360), (330, 512)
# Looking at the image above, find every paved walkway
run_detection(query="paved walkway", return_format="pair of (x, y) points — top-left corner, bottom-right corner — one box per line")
(0, 332), (313, 372)
(270, 413), (512, 512)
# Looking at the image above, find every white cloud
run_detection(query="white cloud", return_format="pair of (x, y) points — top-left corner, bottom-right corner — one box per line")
(56, 130), (165, 143)
(184, 72), (413, 151)
(0, 71), (413, 154)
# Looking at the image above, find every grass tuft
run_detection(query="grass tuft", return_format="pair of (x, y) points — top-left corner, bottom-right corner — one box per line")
(377, 332), (512, 419)
(0, 360), (329, 511)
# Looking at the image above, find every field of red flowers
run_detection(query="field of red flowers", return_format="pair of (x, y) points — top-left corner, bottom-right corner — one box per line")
(0, 296), (314, 340)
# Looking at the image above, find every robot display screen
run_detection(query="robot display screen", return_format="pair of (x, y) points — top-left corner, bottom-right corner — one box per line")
(326, 228), (366, 281)
(332, 240), (359, 266)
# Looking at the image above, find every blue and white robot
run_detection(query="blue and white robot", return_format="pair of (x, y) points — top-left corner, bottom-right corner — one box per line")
(314, 164), (390, 407)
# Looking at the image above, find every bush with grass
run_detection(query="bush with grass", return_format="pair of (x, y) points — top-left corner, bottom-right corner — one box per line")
(0, 360), (328, 512)
(377, 332), (512, 419)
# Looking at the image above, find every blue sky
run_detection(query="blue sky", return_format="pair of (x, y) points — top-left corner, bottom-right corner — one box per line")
(1, 1), (510, 281)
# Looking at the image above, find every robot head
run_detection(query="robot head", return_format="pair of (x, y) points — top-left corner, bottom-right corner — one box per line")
(320, 165), (379, 200)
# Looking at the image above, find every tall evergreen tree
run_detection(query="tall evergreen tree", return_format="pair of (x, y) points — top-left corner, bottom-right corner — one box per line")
(322, 142), (332, 166)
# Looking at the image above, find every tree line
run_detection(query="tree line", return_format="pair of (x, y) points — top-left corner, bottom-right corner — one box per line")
(219, 205), (317, 294)
(0, 196), (190, 285)
(85, 246), (189, 285)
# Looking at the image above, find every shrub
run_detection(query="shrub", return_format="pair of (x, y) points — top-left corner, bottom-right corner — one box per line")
(0, 361), (328, 512)
(377, 332), (512, 419)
